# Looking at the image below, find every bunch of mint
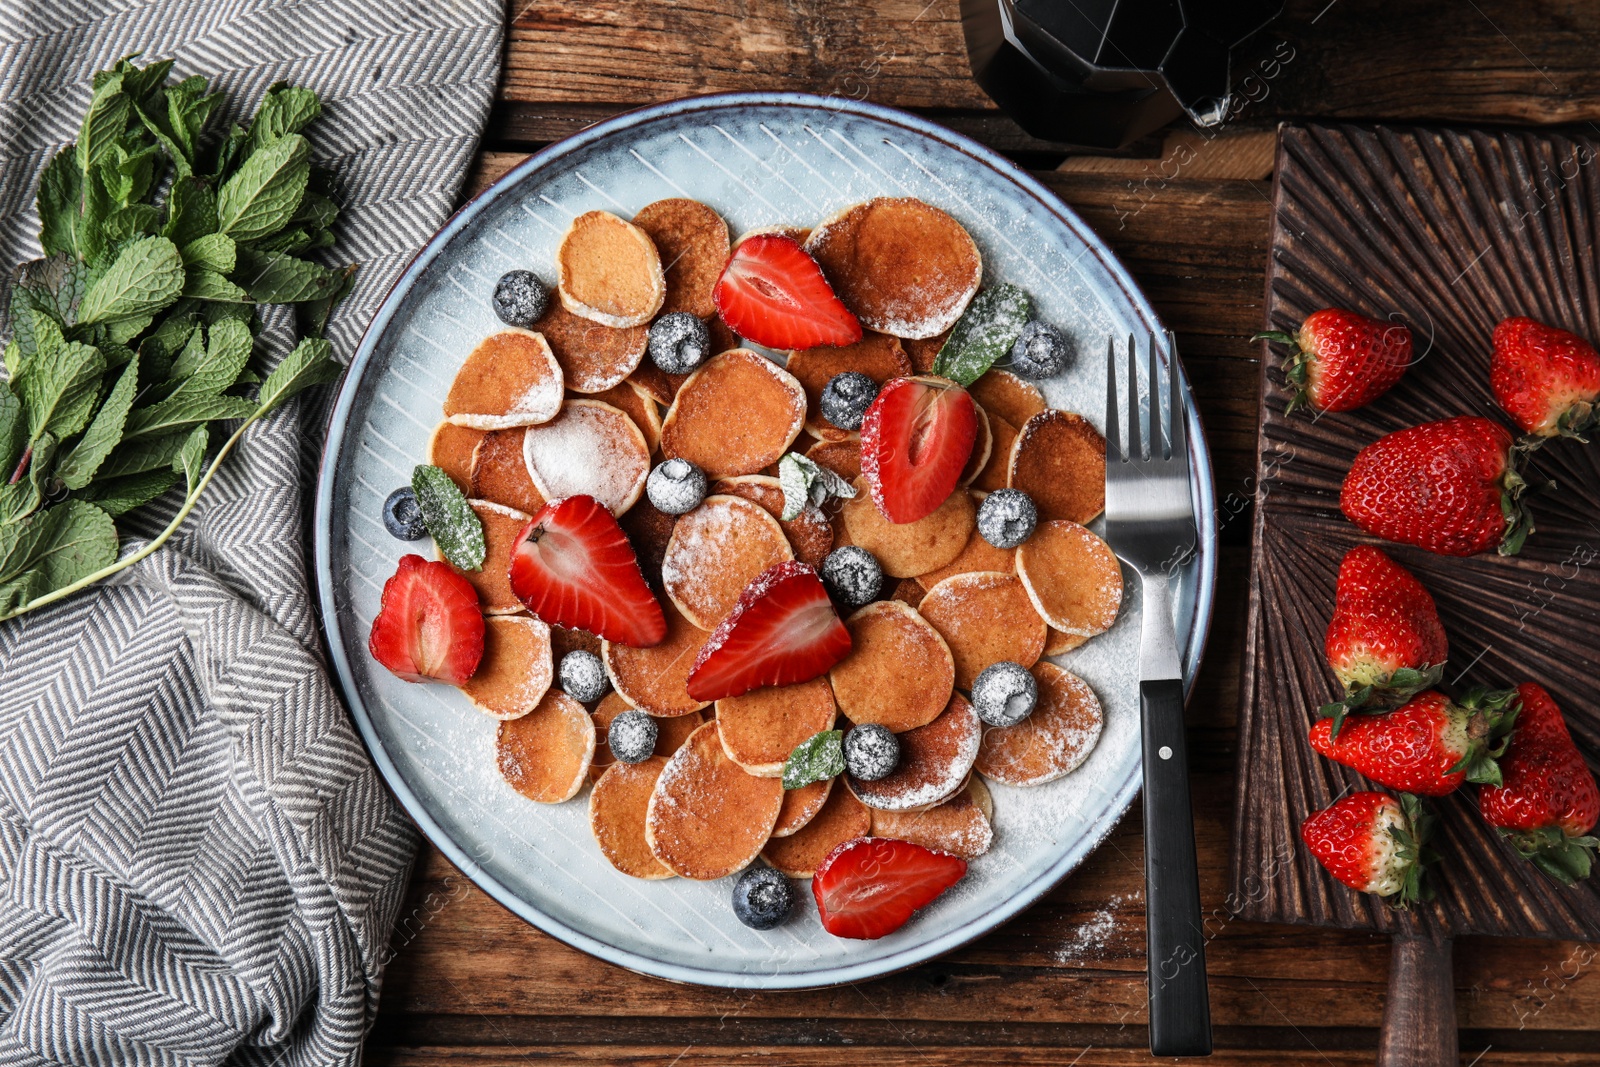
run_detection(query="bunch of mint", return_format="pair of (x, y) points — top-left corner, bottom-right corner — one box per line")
(0, 56), (355, 621)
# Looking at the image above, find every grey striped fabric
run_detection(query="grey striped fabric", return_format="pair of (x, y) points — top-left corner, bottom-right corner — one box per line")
(0, 2), (502, 1063)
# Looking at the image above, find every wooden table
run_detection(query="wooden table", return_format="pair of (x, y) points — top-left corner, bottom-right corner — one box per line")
(365, 2), (1600, 1062)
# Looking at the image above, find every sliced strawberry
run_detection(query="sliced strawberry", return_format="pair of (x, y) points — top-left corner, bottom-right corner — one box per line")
(713, 233), (862, 350)
(812, 837), (967, 939)
(860, 375), (978, 523)
(685, 560), (851, 701)
(508, 495), (666, 647)
(369, 554), (486, 684)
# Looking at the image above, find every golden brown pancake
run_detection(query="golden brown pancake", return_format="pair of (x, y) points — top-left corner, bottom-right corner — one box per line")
(716, 676), (838, 777)
(444, 328), (564, 429)
(428, 421), (485, 492)
(533, 302), (647, 394)
(590, 757), (674, 879)
(839, 478), (974, 578)
(460, 615), (553, 719)
(469, 429), (545, 516)
(583, 380), (663, 453)
(1045, 628), (1088, 655)
(619, 497), (677, 581)
(659, 349), (805, 477)
(557, 210), (665, 328)
(603, 601), (711, 716)
(660, 494), (792, 629)
(915, 527), (1015, 591)
(737, 224), (811, 245)
(785, 331), (912, 441)
(960, 404), (993, 486)
(708, 315), (740, 355)
(891, 578), (924, 606)
(628, 361), (690, 405)
(970, 370), (1045, 429)
(709, 475), (835, 568)
(903, 329), (949, 375)
(829, 601), (953, 733)
(1016, 519), (1123, 640)
(974, 412), (1017, 493)
(632, 198), (729, 318)
(771, 776), (832, 837)
(551, 624), (602, 662)
(446, 500), (530, 615)
(976, 661), (1103, 786)
(918, 571), (1047, 690)
(869, 778), (993, 859)
(591, 692), (702, 779)
(645, 722), (783, 880)
(806, 198), (982, 339)
(496, 690), (595, 803)
(762, 782), (871, 877)
(806, 438), (862, 484)
(848, 693), (981, 812)
(522, 399), (651, 515)
(1009, 410), (1106, 524)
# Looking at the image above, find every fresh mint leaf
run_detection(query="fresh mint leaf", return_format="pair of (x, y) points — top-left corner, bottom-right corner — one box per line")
(211, 124), (250, 182)
(412, 463), (484, 570)
(121, 393), (255, 441)
(19, 330), (104, 445)
(0, 433), (57, 526)
(76, 235), (184, 324)
(166, 318), (250, 398)
(782, 730), (845, 789)
(216, 133), (309, 242)
(180, 233), (235, 273)
(933, 283), (1033, 388)
(0, 383), (21, 475)
(76, 73), (129, 174)
(104, 312), (155, 345)
(777, 452), (855, 520)
(56, 353), (138, 489)
(163, 176), (218, 247)
(102, 203), (162, 245)
(78, 470), (177, 516)
(0, 502), (65, 583)
(233, 246), (341, 303)
(248, 84), (320, 149)
(37, 150), (82, 258)
(134, 100), (192, 179)
(12, 254), (89, 326)
(290, 190), (338, 231)
(26, 500), (118, 589)
(183, 269), (250, 303)
(95, 431), (188, 479)
(173, 424), (208, 492)
(114, 57), (174, 110)
(256, 336), (339, 414)
(0, 569), (46, 616)
(78, 164), (117, 266)
(296, 264), (357, 339)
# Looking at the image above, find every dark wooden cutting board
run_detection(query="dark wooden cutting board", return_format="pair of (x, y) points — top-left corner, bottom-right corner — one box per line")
(1232, 122), (1600, 1047)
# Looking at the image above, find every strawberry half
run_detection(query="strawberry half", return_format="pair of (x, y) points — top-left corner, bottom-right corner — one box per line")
(508, 495), (666, 647)
(713, 233), (862, 350)
(685, 560), (851, 701)
(860, 375), (978, 524)
(369, 554), (486, 684)
(812, 837), (967, 939)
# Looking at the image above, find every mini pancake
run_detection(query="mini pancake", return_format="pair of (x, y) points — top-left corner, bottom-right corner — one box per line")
(710, 475), (834, 568)
(716, 676), (837, 777)
(903, 330), (949, 374)
(645, 721), (784, 880)
(771, 776), (832, 838)
(976, 661), (1103, 786)
(848, 693), (981, 812)
(447, 500), (530, 614)
(428, 421), (484, 492)
(915, 528), (1015, 590)
(591, 692), (703, 779)
(619, 497), (677, 582)
(628, 361), (689, 405)
(469, 429), (546, 516)
(522, 399), (651, 515)
(590, 757), (674, 879)
(762, 782), (871, 878)
(459, 615), (553, 719)
(603, 601), (710, 716)
(583, 380), (662, 453)
(839, 478), (975, 578)
(806, 438), (862, 483)
(974, 412), (1017, 493)
(1016, 519), (1123, 640)
(444, 328), (564, 429)
(632, 198), (729, 318)
(970, 370), (1045, 429)
(737, 224), (811, 245)
(785, 331), (912, 441)
(533, 302), (647, 394)
(551, 624), (602, 661)
(891, 578), (924, 606)
(1009, 410), (1106, 525)
(869, 777), (994, 859)
(660, 349), (806, 477)
(960, 404), (993, 486)
(805, 198), (982, 339)
(496, 690), (595, 803)
(918, 571), (1047, 690)
(1046, 628), (1088, 656)
(829, 601), (954, 732)
(557, 209), (665, 328)
(660, 494), (793, 629)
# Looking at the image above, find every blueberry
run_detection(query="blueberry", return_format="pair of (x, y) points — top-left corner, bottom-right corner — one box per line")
(382, 487), (427, 540)
(559, 650), (609, 703)
(492, 270), (549, 328)
(819, 546), (883, 610)
(731, 866), (794, 930)
(649, 312), (711, 374)
(646, 458), (707, 515)
(976, 488), (1037, 549)
(843, 723), (900, 781)
(972, 661), (1038, 727)
(608, 709), (658, 764)
(1008, 320), (1070, 379)
(819, 371), (879, 431)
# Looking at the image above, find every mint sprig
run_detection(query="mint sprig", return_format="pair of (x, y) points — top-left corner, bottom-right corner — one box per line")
(412, 464), (485, 571)
(782, 729), (845, 790)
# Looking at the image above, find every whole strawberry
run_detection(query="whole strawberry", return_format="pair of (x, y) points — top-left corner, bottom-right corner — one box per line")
(1490, 317), (1600, 440)
(1321, 546), (1447, 733)
(1479, 682), (1600, 884)
(1301, 791), (1433, 906)
(1309, 688), (1517, 796)
(1341, 416), (1532, 557)
(1256, 308), (1412, 414)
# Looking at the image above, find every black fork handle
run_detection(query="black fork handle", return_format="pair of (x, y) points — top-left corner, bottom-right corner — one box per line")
(1142, 677), (1213, 1057)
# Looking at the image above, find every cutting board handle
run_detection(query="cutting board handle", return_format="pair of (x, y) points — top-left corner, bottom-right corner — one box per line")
(1377, 935), (1457, 1066)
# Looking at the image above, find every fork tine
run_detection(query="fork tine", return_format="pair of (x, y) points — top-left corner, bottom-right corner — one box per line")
(1147, 330), (1163, 460)
(1167, 330), (1189, 474)
(1127, 333), (1142, 460)
(1105, 336), (1121, 462)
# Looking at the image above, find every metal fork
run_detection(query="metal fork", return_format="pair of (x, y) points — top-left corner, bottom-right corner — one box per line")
(1104, 331), (1211, 1058)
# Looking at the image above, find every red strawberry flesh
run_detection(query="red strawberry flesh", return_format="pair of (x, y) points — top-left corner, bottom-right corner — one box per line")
(713, 234), (862, 350)
(812, 837), (967, 939)
(509, 495), (666, 647)
(685, 560), (851, 701)
(860, 376), (978, 524)
(369, 554), (486, 684)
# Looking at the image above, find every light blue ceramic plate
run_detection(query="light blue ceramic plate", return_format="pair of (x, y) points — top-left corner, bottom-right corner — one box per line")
(314, 93), (1217, 988)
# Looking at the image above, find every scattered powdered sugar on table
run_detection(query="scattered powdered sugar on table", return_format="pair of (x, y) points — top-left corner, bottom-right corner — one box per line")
(1054, 892), (1133, 962)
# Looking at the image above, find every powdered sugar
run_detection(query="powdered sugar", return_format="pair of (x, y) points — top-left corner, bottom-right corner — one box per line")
(522, 400), (650, 514)
(1053, 893), (1131, 962)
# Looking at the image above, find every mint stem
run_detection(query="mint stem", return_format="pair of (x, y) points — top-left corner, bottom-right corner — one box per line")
(8, 446), (32, 485)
